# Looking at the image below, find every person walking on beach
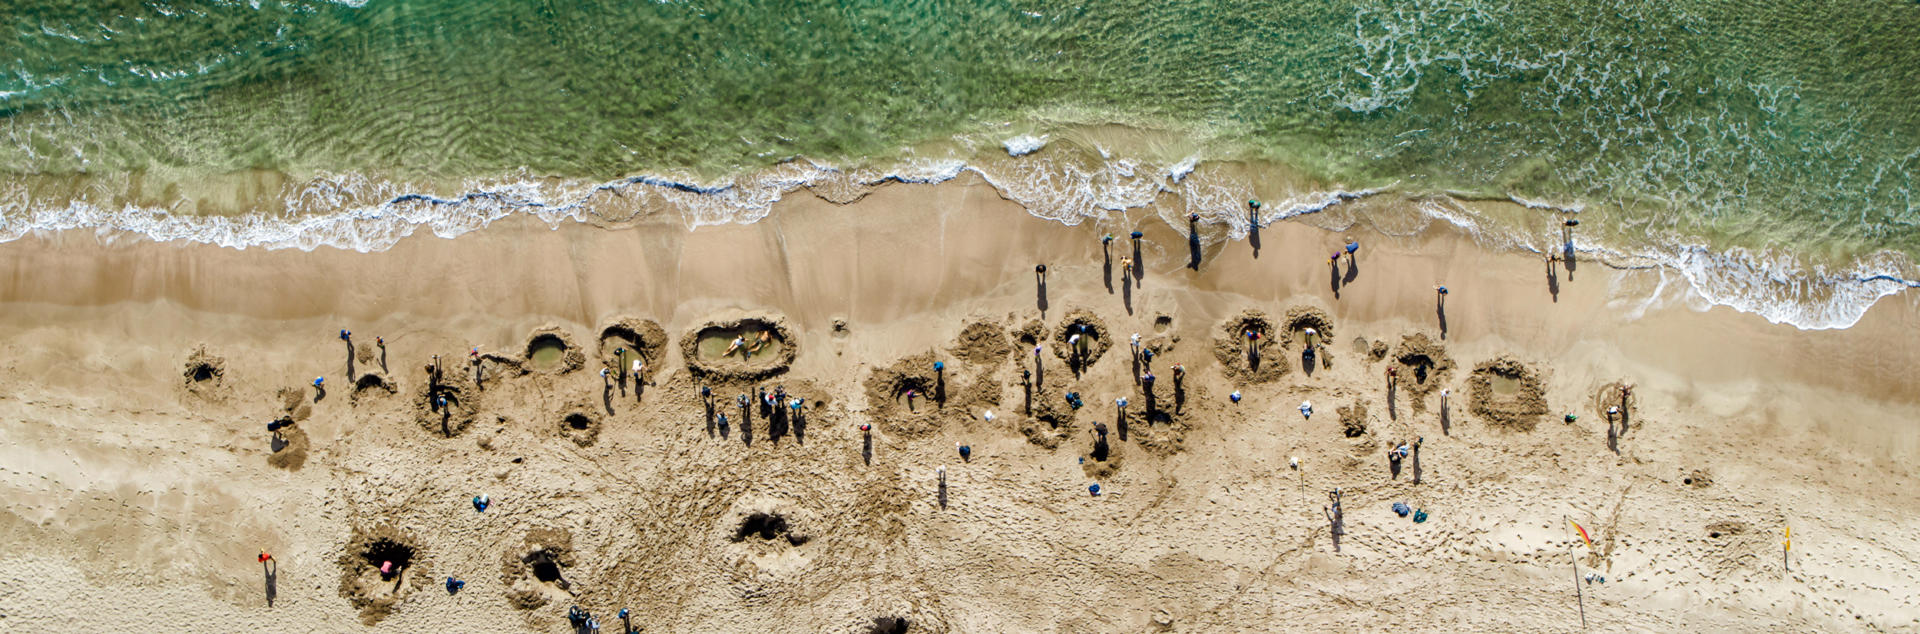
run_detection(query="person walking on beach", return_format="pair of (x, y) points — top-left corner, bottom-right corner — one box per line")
(376, 336), (387, 372)
(312, 376), (325, 401)
(471, 347), (483, 386)
(1345, 240), (1359, 263)
(1035, 264), (1047, 286)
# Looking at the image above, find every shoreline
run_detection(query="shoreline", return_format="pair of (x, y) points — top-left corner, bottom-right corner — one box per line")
(3, 144), (1915, 331)
(2, 174), (1917, 631)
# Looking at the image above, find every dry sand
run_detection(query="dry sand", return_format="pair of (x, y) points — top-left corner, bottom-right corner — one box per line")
(1, 173), (1918, 632)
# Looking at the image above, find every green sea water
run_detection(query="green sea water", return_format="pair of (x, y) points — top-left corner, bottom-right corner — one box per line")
(2, 0), (1918, 324)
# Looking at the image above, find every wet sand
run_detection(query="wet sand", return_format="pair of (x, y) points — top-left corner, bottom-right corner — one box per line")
(1, 173), (1917, 631)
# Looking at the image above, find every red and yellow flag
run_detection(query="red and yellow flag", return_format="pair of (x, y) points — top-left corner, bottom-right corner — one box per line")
(1570, 520), (1594, 549)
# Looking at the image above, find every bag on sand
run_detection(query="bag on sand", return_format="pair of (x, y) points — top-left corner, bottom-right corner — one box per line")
(1392, 502), (1410, 517)
(1413, 509), (1429, 523)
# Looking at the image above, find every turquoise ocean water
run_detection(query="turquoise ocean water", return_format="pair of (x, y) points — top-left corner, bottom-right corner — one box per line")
(2, 0), (1917, 327)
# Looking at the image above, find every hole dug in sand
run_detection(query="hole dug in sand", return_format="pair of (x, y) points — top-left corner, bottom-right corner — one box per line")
(414, 382), (476, 438)
(1284, 306), (1335, 347)
(683, 315), (798, 380)
(1051, 309), (1112, 371)
(1212, 309), (1287, 383)
(1390, 333), (1455, 411)
(501, 528), (577, 610)
(182, 346), (227, 398)
(524, 327), (586, 375)
(863, 352), (953, 438)
(597, 317), (668, 379)
(337, 526), (428, 625)
(1468, 356), (1549, 431)
(560, 411), (601, 447)
(868, 616), (911, 634)
(351, 372), (396, 404)
(732, 512), (810, 547)
(949, 321), (1012, 365)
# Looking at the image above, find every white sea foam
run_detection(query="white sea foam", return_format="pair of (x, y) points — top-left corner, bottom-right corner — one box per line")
(1002, 135), (1048, 157)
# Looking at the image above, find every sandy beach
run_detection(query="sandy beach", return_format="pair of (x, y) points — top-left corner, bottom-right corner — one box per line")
(1, 173), (1917, 632)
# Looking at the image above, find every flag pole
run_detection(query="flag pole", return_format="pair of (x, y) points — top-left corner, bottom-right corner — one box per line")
(1783, 526), (1791, 574)
(1566, 516), (1587, 631)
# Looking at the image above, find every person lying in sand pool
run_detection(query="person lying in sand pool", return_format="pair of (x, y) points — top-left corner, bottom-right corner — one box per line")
(746, 330), (772, 355)
(725, 336), (746, 357)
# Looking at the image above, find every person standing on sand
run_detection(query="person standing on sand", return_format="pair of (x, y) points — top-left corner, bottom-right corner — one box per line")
(1036, 264), (1047, 286)
(632, 359), (645, 392)
(1345, 240), (1359, 263)
(1299, 400), (1312, 419)
(1230, 390), (1241, 404)
(600, 368), (611, 392)
(904, 388), (919, 413)
(340, 329), (351, 343)
(1324, 489), (1345, 553)
(1386, 365), (1397, 389)
(1411, 437), (1423, 484)
(312, 376), (325, 401)
(1435, 285), (1449, 304)
(376, 336), (387, 371)
(1388, 442), (1405, 479)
